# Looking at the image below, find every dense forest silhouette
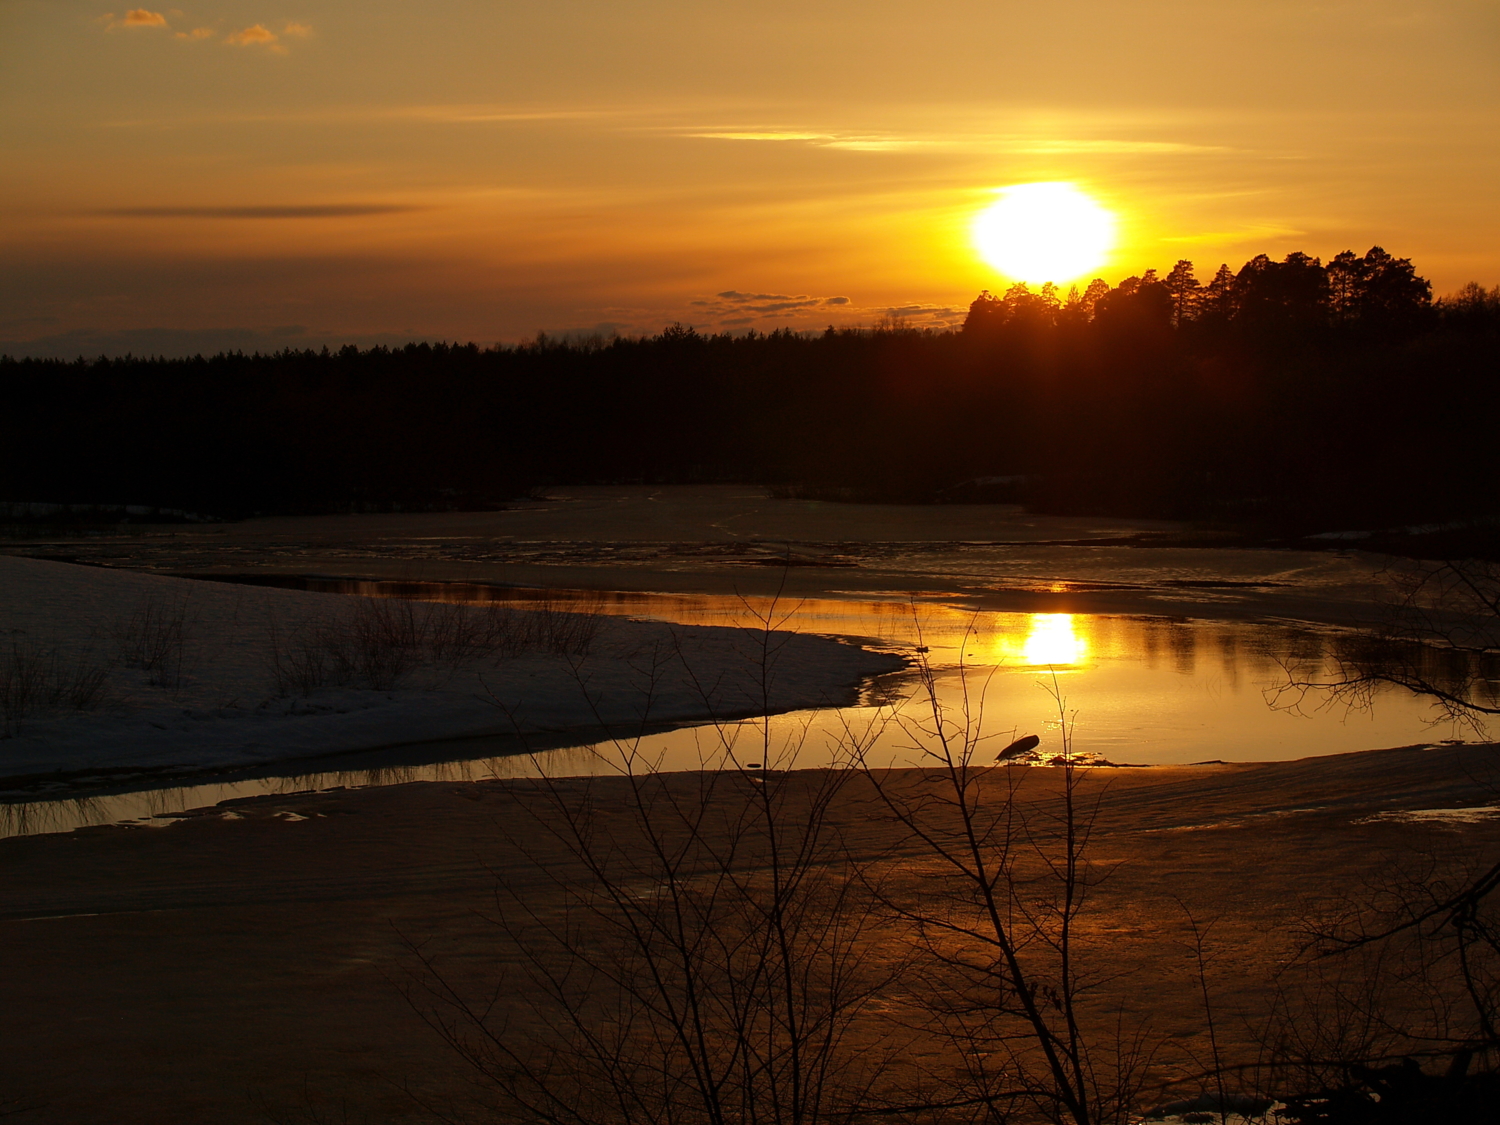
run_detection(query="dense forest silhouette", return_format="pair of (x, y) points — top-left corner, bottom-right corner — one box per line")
(3, 247), (1497, 533)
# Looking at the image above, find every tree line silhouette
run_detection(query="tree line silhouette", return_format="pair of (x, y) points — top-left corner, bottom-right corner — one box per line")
(1, 247), (1496, 532)
(963, 246), (1434, 335)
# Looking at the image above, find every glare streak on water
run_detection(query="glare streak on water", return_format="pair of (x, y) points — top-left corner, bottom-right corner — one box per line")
(0, 582), (1472, 839)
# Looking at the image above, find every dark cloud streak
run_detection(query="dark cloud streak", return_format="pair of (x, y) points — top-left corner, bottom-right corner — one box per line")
(97, 204), (426, 219)
(705, 289), (854, 319)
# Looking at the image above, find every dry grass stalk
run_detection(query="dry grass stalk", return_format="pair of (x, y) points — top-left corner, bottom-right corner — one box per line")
(0, 639), (110, 737)
(266, 594), (606, 696)
(115, 590), (194, 690)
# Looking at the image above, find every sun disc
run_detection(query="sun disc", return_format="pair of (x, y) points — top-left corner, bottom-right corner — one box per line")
(972, 182), (1116, 284)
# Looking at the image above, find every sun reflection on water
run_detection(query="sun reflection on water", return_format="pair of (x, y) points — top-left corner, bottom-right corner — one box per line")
(1019, 613), (1088, 668)
(2, 586), (1478, 840)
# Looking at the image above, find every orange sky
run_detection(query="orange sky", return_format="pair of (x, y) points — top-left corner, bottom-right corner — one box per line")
(2, 1), (1497, 354)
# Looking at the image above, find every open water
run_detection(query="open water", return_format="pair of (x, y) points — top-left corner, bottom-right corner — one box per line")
(0, 581), (1477, 838)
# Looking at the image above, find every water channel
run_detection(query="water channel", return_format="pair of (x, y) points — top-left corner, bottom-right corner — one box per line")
(0, 579), (1478, 839)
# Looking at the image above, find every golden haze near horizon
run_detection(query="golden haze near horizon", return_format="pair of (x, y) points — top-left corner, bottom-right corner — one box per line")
(1, 0), (1497, 351)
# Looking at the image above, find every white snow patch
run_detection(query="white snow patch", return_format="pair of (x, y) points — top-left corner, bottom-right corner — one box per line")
(0, 556), (902, 780)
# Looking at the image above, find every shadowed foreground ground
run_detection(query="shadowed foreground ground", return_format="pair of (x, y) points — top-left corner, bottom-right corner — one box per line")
(4, 744), (1499, 1123)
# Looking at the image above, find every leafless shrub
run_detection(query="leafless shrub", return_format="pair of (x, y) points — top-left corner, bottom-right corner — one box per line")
(521, 593), (606, 657)
(265, 613), (335, 697)
(1255, 558), (1500, 1113)
(1236, 845), (1500, 1121)
(266, 595), (607, 696)
(404, 660), (909, 1125)
(1295, 846), (1500, 1060)
(264, 601), (419, 694)
(403, 589), (900, 1121)
(423, 600), (502, 666)
(0, 639), (111, 737)
(1257, 941), (1409, 1098)
(410, 591), (1172, 1125)
(846, 654), (1156, 1125)
(116, 589), (194, 690)
(335, 597), (426, 690)
(1273, 558), (1500, 732)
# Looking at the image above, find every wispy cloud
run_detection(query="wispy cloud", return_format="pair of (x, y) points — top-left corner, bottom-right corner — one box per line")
(98, 204), (423, 219)
(822, 138), (911, 151)
(101, 9), (168, 30)
(405, 106), (628, 124)
(225, 23), (278, 47)
(685, 130), (913, 151)
(136, 17), (312, 46)
(687, 131), (827, 142)
(1009, 138), (1229, 155)
(99, 12), (313, 49)
(1160, 224), (1305, 247)
(679, 127), (1227, 156)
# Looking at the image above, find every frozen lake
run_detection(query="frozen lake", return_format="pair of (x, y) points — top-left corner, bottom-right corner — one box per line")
(1, 580), (1472, 839)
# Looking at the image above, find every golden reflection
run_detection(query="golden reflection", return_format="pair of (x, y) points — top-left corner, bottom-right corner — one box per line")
(1019, 613), (1088, 667)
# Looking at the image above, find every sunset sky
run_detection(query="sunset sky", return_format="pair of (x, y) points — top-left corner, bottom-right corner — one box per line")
(2, 0), (1497, 355)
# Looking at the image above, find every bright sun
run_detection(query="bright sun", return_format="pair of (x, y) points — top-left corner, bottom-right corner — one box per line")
(972, 182), (1116, 284)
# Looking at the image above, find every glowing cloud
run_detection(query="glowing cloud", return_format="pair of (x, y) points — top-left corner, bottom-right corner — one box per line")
(684, 130), (910, 151)
(282, 22), (313, 37)
(687, 131), (828, 142)
(225, 24), (277, 46)
(101, 9), (168, 29)
(175, 27), (214, 40)
(679, 128), (1216, 157)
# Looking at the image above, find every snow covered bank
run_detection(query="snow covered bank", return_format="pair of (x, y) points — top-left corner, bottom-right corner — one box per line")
(0, 556), (903, 782)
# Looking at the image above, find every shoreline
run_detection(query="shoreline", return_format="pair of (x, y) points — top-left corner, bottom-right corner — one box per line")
(3, 489), (1494, 1122)
(1, 524), (1470, 833)
(0, 554), (904, 785)
(0, 731), (1468, 842)
(0, 484), (1413, 632)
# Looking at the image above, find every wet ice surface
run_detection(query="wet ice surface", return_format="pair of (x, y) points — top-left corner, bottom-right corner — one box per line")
(471, 589), (1463, 768)
(0, 487), (1467, 837)
(1358, 806), (1500, 825)
(0, 584), (1470, 839)
(0, 484), (1396, 625)
(37, 537), (1377, 618)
